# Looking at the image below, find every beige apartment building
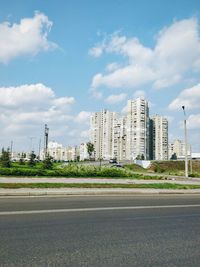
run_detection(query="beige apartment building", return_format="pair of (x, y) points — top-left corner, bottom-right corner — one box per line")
(169, 139), (190, 159)
(90, 109), (117, 160)
(150, 115), (168, 160)
(90, 98), (170, 161)
(126, 98), (149, 160)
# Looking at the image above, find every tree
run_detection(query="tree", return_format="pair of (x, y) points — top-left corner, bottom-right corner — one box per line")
(28, 151), (36, 167)
(0, 148), (11, 168)
(42, 154), (53, 169)
(19, 152), (26, 165)
(136, 154), (145, 160)
(170, 153), (177, 160)
(19, 156), (25, 165)
(86, 142), (94, 160)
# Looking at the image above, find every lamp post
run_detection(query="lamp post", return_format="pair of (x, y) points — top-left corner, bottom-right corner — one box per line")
(190, 145), (192, 175)
(44, 124), (49, 159)
(182, 106), (188, 178)
(117, 133), (120, 164)
(98, 125), (102, 170)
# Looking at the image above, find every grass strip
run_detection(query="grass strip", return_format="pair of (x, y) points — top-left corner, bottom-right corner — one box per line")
(1, 183), (200, 190)
(0, 174), (164, 180)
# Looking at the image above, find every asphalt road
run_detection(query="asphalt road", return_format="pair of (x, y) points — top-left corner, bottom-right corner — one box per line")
(1, 195), (200, 267)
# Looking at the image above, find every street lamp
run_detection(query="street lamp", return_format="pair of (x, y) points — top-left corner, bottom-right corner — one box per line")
(182, 106), (188, 178)
(98, 125), (102, 170)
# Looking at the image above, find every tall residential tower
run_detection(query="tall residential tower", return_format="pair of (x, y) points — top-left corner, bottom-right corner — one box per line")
(90, 109), (117, 160)
(126, 98), (149, 160)
(150, 115), (168, 160)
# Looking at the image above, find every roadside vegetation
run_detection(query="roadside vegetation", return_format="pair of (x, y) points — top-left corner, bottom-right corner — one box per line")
(148, 161), (200, 177)
(124, 161), (200, 178)
(0, 148), (199, 178)
(0, 162), (164, 179)
(1, 182), (200, 190)
(124, 163), (147, 173)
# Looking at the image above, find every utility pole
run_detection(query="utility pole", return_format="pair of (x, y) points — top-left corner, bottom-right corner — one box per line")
(44, 124), (49, 159)
(98, 124), (102, 170)
(190, 145), (193, 175)
(38, 138), (41, 160)
(182, 106), (188, 178)
(10, 140), (13, 160)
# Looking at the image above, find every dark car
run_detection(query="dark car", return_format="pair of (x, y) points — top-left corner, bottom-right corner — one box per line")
(109, 158), (117, 163)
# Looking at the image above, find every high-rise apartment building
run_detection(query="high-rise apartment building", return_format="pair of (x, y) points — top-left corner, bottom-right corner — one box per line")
(112, 116), (127, 161)
(89, 98), (170, 162)
(126, 98), (149, 160)
(90, 109), (117, 160)
(150, 115), (168, 160)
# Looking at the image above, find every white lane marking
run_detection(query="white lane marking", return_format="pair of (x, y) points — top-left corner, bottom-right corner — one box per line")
(0, 204), (200, 216)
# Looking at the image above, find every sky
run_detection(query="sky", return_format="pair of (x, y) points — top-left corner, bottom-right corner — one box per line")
(0, 0), (200, 153)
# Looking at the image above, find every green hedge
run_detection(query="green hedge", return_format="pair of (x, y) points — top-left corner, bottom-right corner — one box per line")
(0, 165), (133, 178)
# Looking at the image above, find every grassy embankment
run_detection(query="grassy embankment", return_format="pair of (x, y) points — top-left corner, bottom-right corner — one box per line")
(1, 182), (200, 190)
(125, 161), (200, 178)
(1, 161), (200, 179)
(0, 162), (163, 180)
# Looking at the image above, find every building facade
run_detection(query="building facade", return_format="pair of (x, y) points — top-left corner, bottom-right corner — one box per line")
(79, 143), (89, 161)
(112, 116), (127, 161)
(90, 109), (117, 160)
(126, 98), (149, 160)
(40, 141), (80, 161)
(150, 115), (168, 160)
(168, 139), (190, 159)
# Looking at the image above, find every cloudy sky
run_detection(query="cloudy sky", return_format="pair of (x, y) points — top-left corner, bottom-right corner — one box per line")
(0, 0), (200, 152)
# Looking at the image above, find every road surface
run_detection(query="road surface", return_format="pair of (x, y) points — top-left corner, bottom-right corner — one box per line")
(1, 195), (200, 266)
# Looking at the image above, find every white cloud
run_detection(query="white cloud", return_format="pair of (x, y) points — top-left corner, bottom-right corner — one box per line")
(187, 114), (200, 129)
(89, 46), (104, 58)
(0, 84), (75, 142)
(0, 84), (94, 150)
(105, 93), (127, 104)
(121, 104), (128, 114)
(106, 62), (120, 72)
(0, 12), (56, 63)
(0, 83), (54, 107)
(164, 115), (174, 124)
(75, 111), (92, 123)
(89, 17), (200, 94)
(53, 97), (75, 108)
(133, 90), (146, 98)
(91, 65), (155, 89)
(153, 75), (181, 90)
(169, 83), (200, 110)
(80, 130), (90, 138)
(89, 87), (103, 99)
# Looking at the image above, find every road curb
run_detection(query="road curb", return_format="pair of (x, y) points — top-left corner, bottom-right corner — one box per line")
(1, 188), (200, 196)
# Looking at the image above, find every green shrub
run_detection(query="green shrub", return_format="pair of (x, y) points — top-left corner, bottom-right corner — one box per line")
(0, 149), (11, 168)
(0, 164), (133, 178)
(0, 164), (164, 179)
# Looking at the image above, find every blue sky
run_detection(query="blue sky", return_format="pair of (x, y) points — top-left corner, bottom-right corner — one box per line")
(0, 0), (200, 152)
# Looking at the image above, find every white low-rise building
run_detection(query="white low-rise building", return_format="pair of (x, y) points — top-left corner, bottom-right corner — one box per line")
(79, 143), (89, 161)
(169, 139), (191, 159)
(40, 141), (80, 161)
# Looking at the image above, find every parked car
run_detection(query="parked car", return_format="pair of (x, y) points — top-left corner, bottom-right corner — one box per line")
(109, 158), (117, 164)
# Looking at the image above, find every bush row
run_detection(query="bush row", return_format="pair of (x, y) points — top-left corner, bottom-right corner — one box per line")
(0, 165), (134, 178)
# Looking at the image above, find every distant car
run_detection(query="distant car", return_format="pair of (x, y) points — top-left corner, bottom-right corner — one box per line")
(109, 159), (117, 163)
(111, 164), (124, 168)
